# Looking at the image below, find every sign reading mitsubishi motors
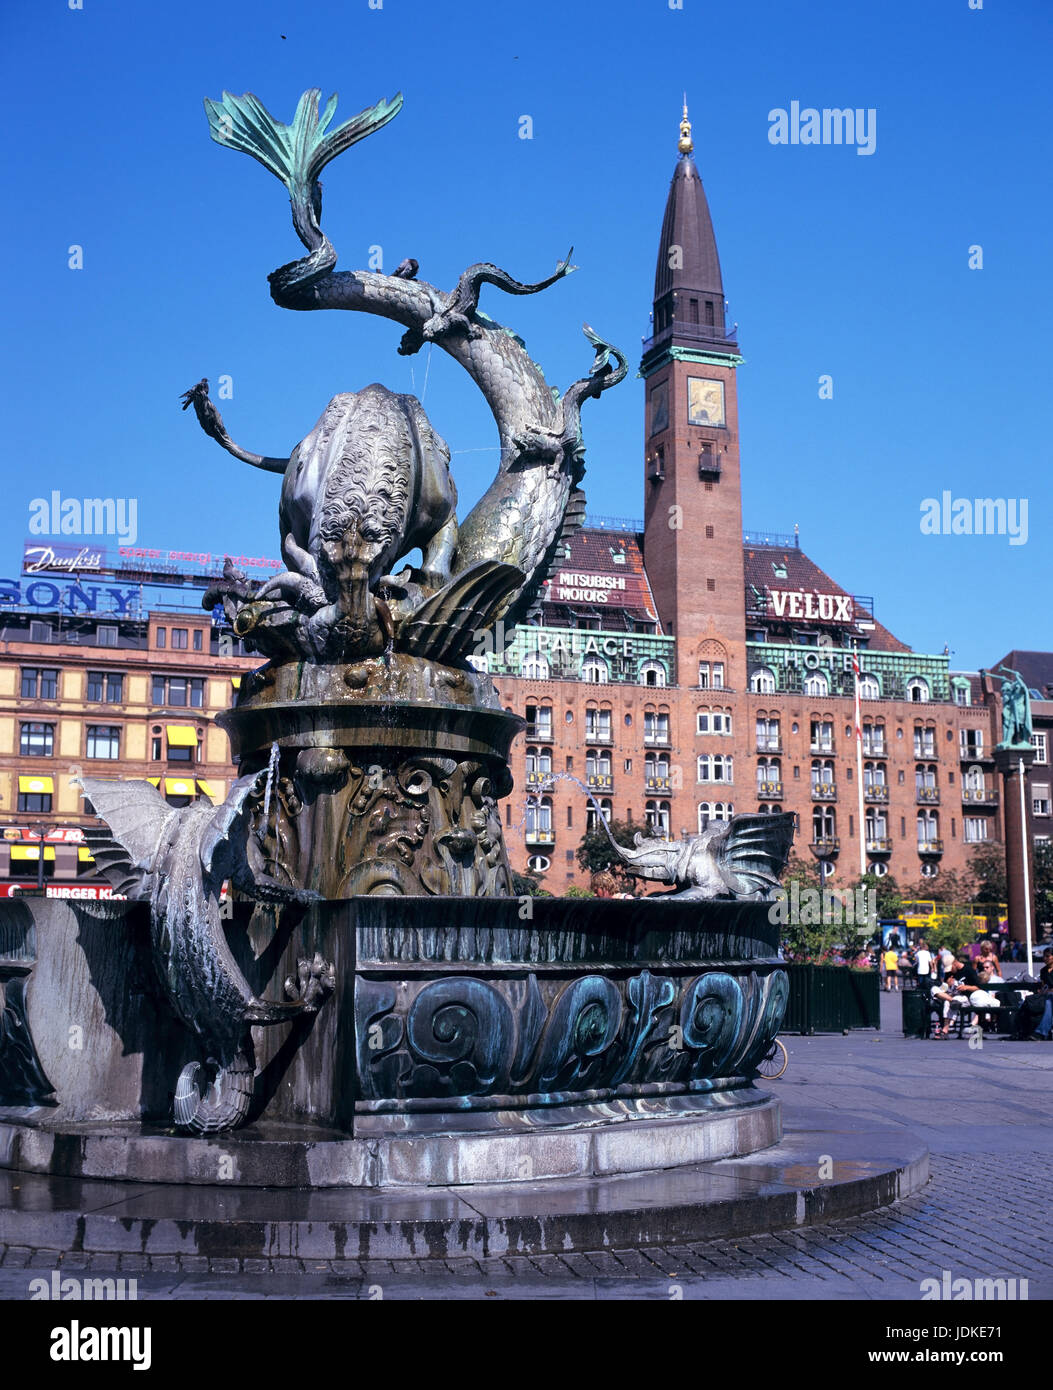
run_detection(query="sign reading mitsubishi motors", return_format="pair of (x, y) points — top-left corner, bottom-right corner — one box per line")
(767, 590), (855, 623)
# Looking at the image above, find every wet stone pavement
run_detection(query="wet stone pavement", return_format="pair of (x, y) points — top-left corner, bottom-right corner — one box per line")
(1, 990), (1050, 1300)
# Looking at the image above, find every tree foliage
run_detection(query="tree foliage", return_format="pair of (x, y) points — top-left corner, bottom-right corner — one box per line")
(575, 819), (638, 877)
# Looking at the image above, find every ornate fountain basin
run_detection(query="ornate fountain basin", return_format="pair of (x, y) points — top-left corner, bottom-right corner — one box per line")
(0, 895), (787, 1187)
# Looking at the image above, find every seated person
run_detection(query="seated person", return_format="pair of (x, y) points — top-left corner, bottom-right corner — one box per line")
(976, 940), (1003, 983)
(931, 954), (1000, 1036)
(1018, 949), (1053, 1040)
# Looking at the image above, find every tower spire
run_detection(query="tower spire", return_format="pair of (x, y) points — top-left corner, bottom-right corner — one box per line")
(678, 97), (693, 156)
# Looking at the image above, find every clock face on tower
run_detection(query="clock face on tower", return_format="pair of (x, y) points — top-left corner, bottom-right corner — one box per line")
(687, 376), (726, 427)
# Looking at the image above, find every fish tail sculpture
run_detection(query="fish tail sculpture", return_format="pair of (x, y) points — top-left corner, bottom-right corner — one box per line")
(199, 88), (626, 663)
(74, 772), (332, 1134)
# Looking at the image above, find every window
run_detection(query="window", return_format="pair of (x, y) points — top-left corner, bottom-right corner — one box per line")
(963, 764), (984, 791)
(1033, 733), (1048, 764)
(645, 754), (670, 783)
(699, 661), (725, 689)
(525, 797), (553, 836)
(526, 704), (553, 740)
(585, 749), (612, 780)
(640, 660), (666, 688)
(757, 758), (781, 790)
(756, 717), (780, 751)
(193, 629), (203, 652)
(156, 628), (166, 649)
(1034, 784), (1051, 817)
(527, 855), (550, 873)
(960, 729), (985, 758)
(915, 763), (937, 791)
(586, 799), (613, 833)
(87, 671), (124, 703)
(697, 710), (732, 735)
(953, 683), (970, 707)
(645, 800), (671, 837)
(803, 671), (829, 697)
(524, 746), (553, 779)
(750, 667), (776, 694)
(857, 674), (880, 699)
(30, 620), (52, 643)
(870, 861), (889, 878)
(913, 727), (936, 758)
(907, 677), (930, 703)
(522, 652), (550, 680)
(17, 787), (52, 814)
(813, 807), (836, 840)
(862, 721), (885, 756)
(20, 722), (54, 757)
(811, 759), (835, 790)
(810, 720), (834, 753)
(643, 711), (669, 745)
(21, 668), (59, 700)
(865, 810), (888, 840)
(86, 725), (121, 760)
(581, 656), (609, 684)
(964, 817), (989, 843)
(171, 629), (189, 650)
(698, 754), (733, 783)
(698, 802), (733, 830)
(917, 810), (939, 845)
(863, 761), (886, 789)
(153, 676), (205, 708)
(585, 708), (612, 741)
(95, 625), (118, 647)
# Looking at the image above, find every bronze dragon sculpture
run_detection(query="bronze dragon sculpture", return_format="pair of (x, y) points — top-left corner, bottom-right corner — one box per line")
(183, 87), (627, 664)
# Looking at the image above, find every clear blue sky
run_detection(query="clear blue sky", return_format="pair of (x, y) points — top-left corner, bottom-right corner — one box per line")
(2, 0), (1050, 670)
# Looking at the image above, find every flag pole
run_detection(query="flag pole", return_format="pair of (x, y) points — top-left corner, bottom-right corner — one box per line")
(853, 646), (866, 877)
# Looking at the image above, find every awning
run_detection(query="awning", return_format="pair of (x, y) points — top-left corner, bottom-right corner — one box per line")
(10, 845), (55, 861)
(78, 847), (95, 863)
(164, 777), (195, 797)
(231, 676), (242, 689)
(18, 775), (54, 795)
(166, 725), (198, 748)
(146, 777), (161, 787)
(196, 780), (217, 800)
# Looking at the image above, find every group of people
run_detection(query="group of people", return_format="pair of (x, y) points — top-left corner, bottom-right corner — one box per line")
(923, 940), (1005, 1038)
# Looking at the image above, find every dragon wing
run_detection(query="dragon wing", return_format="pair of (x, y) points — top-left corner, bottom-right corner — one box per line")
(75, 776), (178, 899)
(396, 561), (525, 664)
(716, 812), (796, 899)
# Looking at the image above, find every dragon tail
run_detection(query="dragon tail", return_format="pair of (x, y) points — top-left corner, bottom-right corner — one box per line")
(173, 1049), (254, 1134)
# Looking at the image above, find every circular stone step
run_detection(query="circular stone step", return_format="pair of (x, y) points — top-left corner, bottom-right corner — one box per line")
(0, 1118), (928, 1261)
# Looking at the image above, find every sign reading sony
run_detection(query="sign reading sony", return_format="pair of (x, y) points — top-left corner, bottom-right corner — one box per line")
(0, 576), (140, 615)
(768, 590), (854, 623)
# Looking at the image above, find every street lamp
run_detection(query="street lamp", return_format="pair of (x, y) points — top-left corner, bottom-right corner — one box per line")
(31, 823), (47, 894)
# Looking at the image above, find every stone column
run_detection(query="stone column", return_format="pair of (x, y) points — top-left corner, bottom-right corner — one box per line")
(994, 746), (1036, 946)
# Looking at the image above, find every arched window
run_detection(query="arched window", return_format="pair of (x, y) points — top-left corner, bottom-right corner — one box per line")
(863, 761), (886, 788)
(750, 667), (776, 694)
(803, 671), (829, 697)
(525, 796), (553, 836)
(907, 677), (930, 703)
(857, 674), (880, 700)
(581, 656), (609, 684)
(813, 806), (836, 840)
(640, 660), (667, 688)
(645, 800), (671, 837)
(522, 651), (549, 680)
(586, 798), (613, 833)
(964, 764), (984, 791)
(918, 810), (939, 844)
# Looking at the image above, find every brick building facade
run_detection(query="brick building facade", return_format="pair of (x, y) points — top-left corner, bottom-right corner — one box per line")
(481, 110), (1009, 894)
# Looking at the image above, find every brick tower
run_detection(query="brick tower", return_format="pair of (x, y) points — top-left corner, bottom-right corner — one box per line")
(641, 105), (747, 691)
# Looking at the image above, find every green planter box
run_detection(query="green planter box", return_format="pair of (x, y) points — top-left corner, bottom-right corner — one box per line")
(783, 964), (880, 1035)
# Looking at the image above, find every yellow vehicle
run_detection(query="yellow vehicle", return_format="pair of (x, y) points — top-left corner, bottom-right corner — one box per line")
(898, 900), (1008, 943)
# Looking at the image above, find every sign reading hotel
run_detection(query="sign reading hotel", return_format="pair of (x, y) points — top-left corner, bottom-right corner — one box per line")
(767, 589), (855, 623)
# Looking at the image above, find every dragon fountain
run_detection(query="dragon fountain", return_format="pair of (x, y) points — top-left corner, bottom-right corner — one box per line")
(0, 87), (794, 1201)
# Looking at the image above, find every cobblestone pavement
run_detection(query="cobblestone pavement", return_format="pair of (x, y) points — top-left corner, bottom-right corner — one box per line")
(2, 991), (1050, 1300)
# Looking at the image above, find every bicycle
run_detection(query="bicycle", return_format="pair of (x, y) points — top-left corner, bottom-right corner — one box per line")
(755, 1037), (789, 1080)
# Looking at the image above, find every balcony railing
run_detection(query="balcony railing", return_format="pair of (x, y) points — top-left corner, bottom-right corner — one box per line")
(913, 744), (936, 760)
(809, 744), (835, 756)
(525, 725), (553, 742)
(645, 775), (671, 791)
(755, 741), (782, 754)
(525, 827), (555, 845)
(916, 786), (940, 804)
(862, 742), (886, 757)
(642, 320), (737, 355)
(811, 837), (840, 856)
(962, 786), (999, 804)
(757, 781), (783, 798)
(864, 785), (889, 803)
(811, 783), (837, 801)
(586, 728), (613, 744)
(643, 733), (671, 747)
(960, 743), (990, 760)
(918, 839), (944, 855)
(586, 774), (613, 790)
(866, 837), (893, 854)
(524, 771), (554, 789)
